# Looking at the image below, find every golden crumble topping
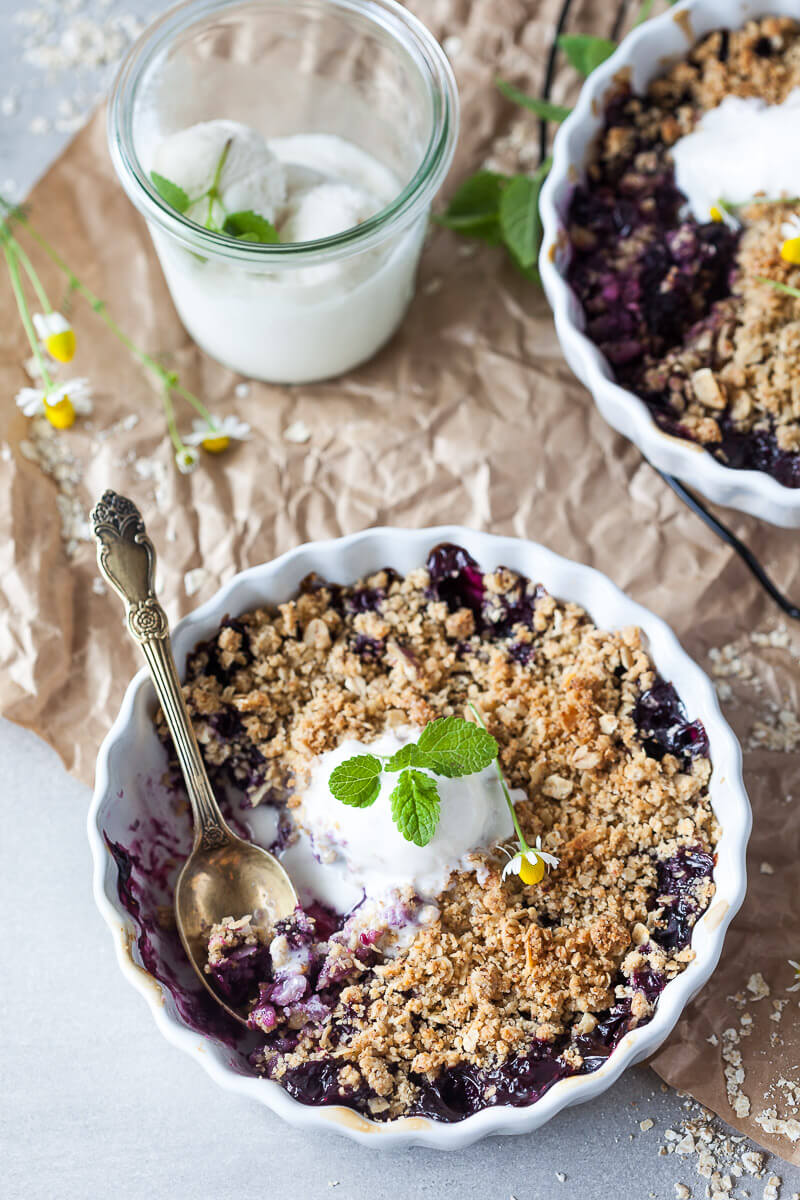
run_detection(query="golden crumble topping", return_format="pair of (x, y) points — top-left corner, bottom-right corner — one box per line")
(568, 16), (800, 480)
(173, 549), (717, 1120)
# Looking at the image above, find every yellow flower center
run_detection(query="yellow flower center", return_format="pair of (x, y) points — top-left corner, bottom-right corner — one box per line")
(44, 396), (76, 430)
(519, 855), (545, 886)
(201, 434), (230, 453)
(709, 205), (724, 224)
(780, 237), (800, 265)
(45, 329), (76, 363)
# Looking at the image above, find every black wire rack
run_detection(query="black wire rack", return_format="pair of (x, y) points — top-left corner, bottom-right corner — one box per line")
(538, 0), (800, 621)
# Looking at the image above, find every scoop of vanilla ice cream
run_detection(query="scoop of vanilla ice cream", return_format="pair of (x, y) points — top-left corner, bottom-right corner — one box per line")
(296, 728), (519, 900)
(151, 119), (286, 227)
(281, 182), (381, 244)
(671, 90), (800, 221)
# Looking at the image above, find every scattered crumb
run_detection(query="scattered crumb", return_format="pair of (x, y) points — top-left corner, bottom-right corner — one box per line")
(184, 567), (208, 597)
(760, 862), (775, 875)
(747, 973), (771, 1001)
(284, 419), (311, 444)
(640, 1117), (655, 1132)
(234, 382), (250, 400)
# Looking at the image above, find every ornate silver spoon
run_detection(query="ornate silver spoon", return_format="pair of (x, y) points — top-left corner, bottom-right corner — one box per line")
(91, 489), (297, 1026)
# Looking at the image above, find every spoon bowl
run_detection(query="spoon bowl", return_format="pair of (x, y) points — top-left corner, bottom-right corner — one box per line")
(175, 833), (297, 1024)
(91, 489), (298, 1026)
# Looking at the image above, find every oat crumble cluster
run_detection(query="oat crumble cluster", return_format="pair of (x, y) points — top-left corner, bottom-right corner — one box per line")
(567, 17), (800, 485)
(172, 545), (717, 1121)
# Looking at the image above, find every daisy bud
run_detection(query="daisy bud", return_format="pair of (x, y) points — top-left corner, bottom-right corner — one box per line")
(519, 856), (546, 885)
(780, 237), (800, 265)
(175, 446), (199, 474)
(201, 433), (230, 453)
(44, 395), (76, 430)
(33, 312), (76, 363)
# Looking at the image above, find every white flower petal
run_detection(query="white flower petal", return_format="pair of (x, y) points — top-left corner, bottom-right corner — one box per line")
(53, 378), (93, 414)
(501, 854), (522, 880)
(15, 386), (45, 416)
(33, 311), (71, 340)
(526, 838), (560, 870)
(186, 413), (250, 445)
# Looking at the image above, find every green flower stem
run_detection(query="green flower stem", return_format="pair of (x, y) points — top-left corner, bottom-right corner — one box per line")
(755, 276), (800, 300)
(3, 242), (54, 393)
(205, 137), (232, 231)
(4, 212), (215, 429)
(161, 384), (187, 456)
(12, 238), (52, 314)
(467, 702), (530, 851)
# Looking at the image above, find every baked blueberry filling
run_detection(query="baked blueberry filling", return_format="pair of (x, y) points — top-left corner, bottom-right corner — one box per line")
(125, 545), (718, 1120)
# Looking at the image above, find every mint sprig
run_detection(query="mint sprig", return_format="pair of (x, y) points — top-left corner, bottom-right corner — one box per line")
(150, 137), (281, 243)
(328, 716), (499, 847)
(434, 3), (675, 278)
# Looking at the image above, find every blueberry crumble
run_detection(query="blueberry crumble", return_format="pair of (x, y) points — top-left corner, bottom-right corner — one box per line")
(566, 16), (800, 486)
(158, 544), (717, 1121)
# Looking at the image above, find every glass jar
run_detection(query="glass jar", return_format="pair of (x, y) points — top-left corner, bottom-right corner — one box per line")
(107, 0), (459, 384)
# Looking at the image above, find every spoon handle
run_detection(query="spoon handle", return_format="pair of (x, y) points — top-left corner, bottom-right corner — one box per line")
(91, 490), (232, 851)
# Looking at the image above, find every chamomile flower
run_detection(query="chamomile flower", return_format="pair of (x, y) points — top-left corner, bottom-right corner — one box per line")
(788, 959), (800, 992)
(501, 836), (560, 886)
(175, 446), (200, 474)
(15, 377), (92, 429)
(709, 200), (740, 230)
(780, 214), (800, 265)
(185, 414), (251, 454)
(32, 311), (76, 363)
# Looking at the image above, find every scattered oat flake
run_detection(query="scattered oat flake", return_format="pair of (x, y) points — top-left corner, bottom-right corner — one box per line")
(747, 973), (771, 1000)
(760, 862), (775, 874)
(742, 1150), (765, 1175)
(640, 1118), (654, 1132)
(675, 1186), (691, 1199)
(555, 1173), (566, 1182)
(284, 420), (311, 444)
(184, 567), (208, 597)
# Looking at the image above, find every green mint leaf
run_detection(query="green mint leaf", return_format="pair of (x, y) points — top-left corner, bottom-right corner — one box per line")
(151, 172), (191, 214)
(499, 175), (540, 270)
(500, 158), (551, 278)
(415, 715), (498, 777)
(222, 211), (280, 244)
(434, 170), (506, 243)
(329, 754), (382, 808)
(384, 742), (424, 772)
(496, 79), (572, 122)
(634, 0), (656, 26)
(390, 769), (440, 847)
(557, 34), (616, 77)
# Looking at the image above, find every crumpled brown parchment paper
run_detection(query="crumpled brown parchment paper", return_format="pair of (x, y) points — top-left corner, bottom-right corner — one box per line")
(1, 0), (799, 1163)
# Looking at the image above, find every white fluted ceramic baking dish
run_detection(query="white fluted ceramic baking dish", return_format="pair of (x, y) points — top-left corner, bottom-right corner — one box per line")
(539, 0), (800, 528)
(89, 526), (750, 1148)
